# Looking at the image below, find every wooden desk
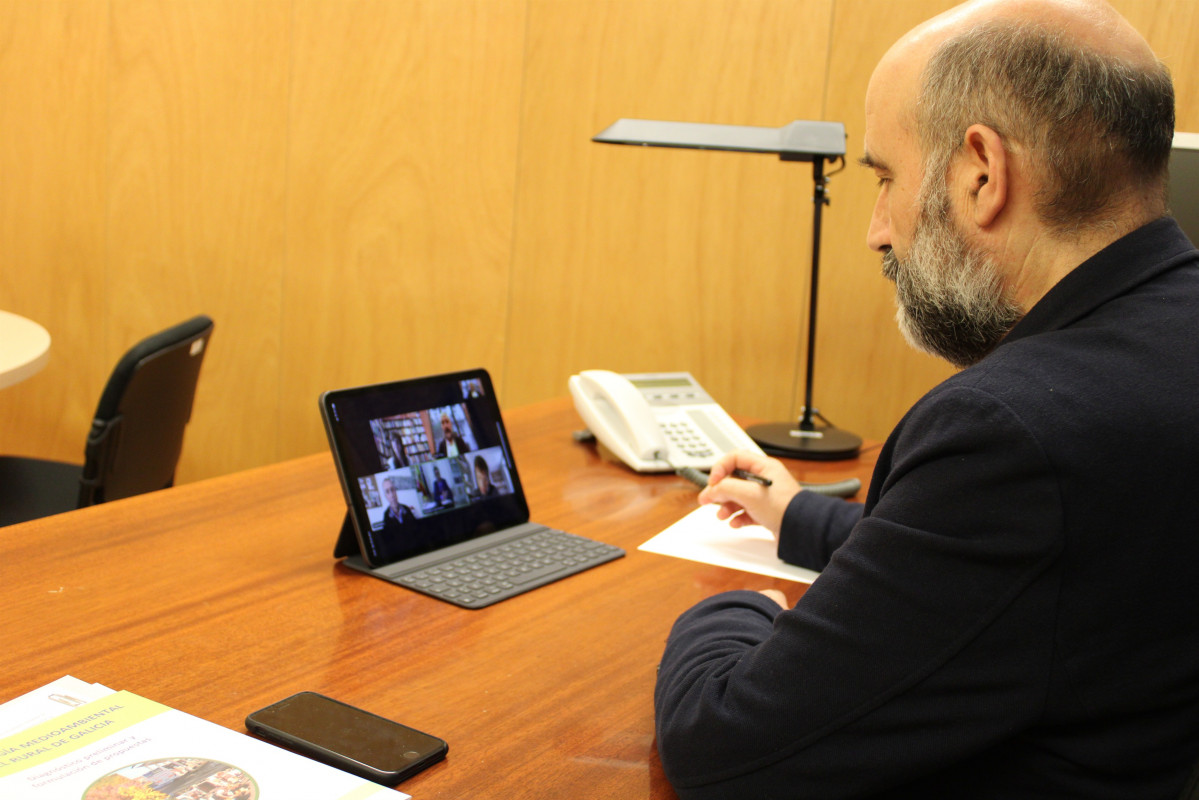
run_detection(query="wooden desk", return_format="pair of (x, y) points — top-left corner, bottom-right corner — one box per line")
(0, 397), (877, 799)
(0, 310), (51, 389)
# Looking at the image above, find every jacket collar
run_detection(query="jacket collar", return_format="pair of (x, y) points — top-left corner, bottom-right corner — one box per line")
(1001, 216), (1197, 347)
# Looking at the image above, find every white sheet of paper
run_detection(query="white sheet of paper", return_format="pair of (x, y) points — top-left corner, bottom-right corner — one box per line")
(638, 503), (821, 584)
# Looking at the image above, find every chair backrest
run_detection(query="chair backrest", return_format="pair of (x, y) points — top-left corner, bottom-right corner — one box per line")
(78, 315), (214, 507)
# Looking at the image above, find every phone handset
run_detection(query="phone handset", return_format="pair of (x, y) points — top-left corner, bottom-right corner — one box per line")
(568, 369), (669, 471)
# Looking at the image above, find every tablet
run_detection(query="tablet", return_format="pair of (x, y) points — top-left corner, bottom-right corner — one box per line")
(320, 369), (530, 569)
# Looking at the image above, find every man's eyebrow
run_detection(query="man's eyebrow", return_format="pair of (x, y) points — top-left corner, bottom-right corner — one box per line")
(857, 152), (887, 171)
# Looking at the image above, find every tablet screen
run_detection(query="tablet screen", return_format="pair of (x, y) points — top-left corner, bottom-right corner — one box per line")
(320, 369), (530, 567)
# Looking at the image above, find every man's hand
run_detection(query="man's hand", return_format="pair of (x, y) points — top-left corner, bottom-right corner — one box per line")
(697, 450), (800, 538)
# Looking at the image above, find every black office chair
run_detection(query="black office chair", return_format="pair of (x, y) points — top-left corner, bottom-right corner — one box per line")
(0, 315), (214, 526)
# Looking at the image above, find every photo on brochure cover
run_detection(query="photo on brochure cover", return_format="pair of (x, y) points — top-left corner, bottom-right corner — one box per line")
(83, 757), (258, 800)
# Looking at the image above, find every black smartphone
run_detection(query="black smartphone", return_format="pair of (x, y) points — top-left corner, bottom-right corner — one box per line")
(245, 691), (448, 785)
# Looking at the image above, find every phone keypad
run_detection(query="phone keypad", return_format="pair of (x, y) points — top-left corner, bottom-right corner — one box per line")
(660, 420), (714, 459)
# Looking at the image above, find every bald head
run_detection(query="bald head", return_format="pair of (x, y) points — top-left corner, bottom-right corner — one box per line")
(870, 0), (1173, 234)
(910, 0), (1152, 60)
(874, 0), (1161, 122)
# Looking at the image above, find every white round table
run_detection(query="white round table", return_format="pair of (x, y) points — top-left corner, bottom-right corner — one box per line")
(0, 310), (51, 389)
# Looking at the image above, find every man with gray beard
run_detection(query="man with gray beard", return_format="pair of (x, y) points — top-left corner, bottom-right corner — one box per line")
(654, 0), (1199, 797)
(882, 155), (1024, 369)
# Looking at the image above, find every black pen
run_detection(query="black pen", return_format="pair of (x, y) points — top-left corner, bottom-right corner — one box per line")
(731, 468), (772, 487)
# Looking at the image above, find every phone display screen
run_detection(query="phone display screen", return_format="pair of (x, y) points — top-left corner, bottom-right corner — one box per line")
(246, 692), (447, 783)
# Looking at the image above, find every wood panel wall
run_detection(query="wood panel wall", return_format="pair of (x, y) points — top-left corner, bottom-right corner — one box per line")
(1, 0), (1195, 484)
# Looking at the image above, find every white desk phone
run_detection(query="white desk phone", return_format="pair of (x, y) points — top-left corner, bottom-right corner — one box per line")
(567, 369), (764, 472)
(568, 369), (863, 497)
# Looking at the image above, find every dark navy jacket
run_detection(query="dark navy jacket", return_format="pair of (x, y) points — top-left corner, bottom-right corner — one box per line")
(655, 218), (1199, 799)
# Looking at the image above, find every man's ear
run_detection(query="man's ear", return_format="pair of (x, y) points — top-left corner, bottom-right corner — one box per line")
(959, 124), (1008, 228)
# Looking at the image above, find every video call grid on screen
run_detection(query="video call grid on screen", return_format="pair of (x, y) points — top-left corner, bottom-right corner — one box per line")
(359, 407), (512, 529)
(323, 370), (531, 565)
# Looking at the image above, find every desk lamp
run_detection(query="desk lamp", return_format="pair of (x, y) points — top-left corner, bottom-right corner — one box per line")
(593, 118), (862, 460)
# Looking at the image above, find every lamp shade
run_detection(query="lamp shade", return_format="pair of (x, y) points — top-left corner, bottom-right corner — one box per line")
(593, 118), (845, 162)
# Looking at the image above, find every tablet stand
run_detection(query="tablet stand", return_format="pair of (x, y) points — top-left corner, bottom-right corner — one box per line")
(333, 511), (358, 559)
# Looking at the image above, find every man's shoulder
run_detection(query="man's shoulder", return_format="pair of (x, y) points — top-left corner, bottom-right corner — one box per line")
(891, 263), (1199, 478)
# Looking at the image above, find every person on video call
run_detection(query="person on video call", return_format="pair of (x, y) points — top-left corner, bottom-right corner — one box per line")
(431, 466), (454, 507)
(379, 477), (416, 535)
(436, 412), (471, 458)
(386, 431), (409, 469)
(654, 1), (1199, 797)
(473, 455), (500, 498)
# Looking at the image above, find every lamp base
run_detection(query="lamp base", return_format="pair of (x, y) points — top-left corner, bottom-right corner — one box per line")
(748, 420), (862, 461)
